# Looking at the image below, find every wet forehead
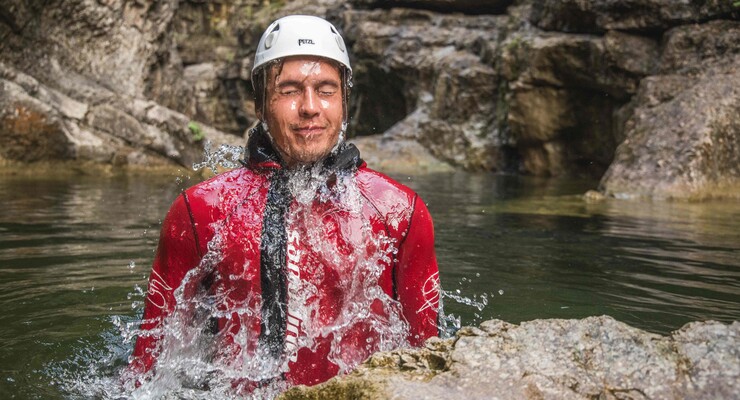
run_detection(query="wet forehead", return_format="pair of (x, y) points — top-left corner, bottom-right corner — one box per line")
(269, 56), (341, 84)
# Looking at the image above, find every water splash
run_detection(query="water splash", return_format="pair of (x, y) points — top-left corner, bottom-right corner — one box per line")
(54, 145), (491, 398)
(192, 141), (245, 175)
(58, 164), (414, 399)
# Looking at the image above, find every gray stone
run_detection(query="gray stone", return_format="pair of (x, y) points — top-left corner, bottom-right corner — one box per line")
(86, 104), (179, 160)
(599, 21), (740, 199)
(1, 0), (739, 199)
(658, 19), (740, 75)
(599, 61), (740, 199)
(530, 0), (739, 34)
(343, 8), (510, 170)
(0, 79), (74, 162)
(280, 316), (740, 400)
(350, 135), (454, 174)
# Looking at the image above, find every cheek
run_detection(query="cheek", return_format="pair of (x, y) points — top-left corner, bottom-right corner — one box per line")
(320, 100), (330, 109)
(290, 101), (297, 111)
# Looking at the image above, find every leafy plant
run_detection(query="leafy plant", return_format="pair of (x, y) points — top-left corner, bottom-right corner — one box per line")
(188, 121), (205, 142)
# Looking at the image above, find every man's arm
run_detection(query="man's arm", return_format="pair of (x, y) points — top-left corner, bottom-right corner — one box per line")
(128, 193), (202, 375)
(395, 196), (440, 346)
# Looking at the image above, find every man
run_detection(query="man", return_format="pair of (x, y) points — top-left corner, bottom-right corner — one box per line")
(129, 15), (440, 391)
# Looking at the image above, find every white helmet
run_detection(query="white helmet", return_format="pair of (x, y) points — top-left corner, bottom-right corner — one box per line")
(252, 15), (351, 80)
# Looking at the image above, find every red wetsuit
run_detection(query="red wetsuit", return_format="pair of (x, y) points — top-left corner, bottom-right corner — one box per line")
(131, 130), (440, 388)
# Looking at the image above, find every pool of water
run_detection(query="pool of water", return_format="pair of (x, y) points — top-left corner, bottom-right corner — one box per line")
(1, 171), (738, 398)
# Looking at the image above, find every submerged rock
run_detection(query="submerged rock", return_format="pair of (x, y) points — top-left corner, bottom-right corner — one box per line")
(280, 316), (740, 400)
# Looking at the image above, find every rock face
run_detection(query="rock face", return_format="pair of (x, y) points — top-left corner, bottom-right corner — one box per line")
(280, 316), (740, 400)
(1, 0), (738, 198)
(342, 8), (509, 170)
(598, 20), (740, 199)
(530, 0), (737, 33)
(0, 0), (243, 169)
(0, 61), (241, 168)
(339, 1), (739, 195)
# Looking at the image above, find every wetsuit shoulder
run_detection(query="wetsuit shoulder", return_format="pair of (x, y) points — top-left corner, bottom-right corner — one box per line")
(355, 166), (418, 237)
(183, 168), (267, 218)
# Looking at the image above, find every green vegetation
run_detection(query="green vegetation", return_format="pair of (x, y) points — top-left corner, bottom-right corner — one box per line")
(188, 121), (205, 142)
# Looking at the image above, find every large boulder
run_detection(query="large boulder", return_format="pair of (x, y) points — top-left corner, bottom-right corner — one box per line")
(280, 316), (740, 400)
(599, 20), (740, 199)
(0, 0), (246, 169)
(0, 0), (178, 99)
(342, 8), (510, 170)
(0, 61), (243, 168)
(501, 27), (658, 176)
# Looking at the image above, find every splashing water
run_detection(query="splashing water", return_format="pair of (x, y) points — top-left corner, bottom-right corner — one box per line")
(54, 145), (491, 399)
(192, 141), (245, 175)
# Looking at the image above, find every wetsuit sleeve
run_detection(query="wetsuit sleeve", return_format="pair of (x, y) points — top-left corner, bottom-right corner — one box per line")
(395, 196), (440, 346)
(129, 193), (201, 375)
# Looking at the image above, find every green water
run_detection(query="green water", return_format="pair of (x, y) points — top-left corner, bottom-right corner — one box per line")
(1, 172), (739, 398)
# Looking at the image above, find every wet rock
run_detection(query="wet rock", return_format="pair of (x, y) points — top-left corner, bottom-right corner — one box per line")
(501, 29), (653, 176)
(1, 0), (738, 198)
(530, 0), (739, 34)
(0, 0), (178, 98)
(342, 8), (511, 170)
(350, 135), (454, 174)
(0, 61), (243, 169)
(280, 316), (740, 400)
(182, 62), (248, 135)
(0, 79), (74, 162)
(599, 21), (740, 199)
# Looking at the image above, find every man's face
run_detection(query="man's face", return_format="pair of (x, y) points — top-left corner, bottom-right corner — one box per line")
(262, 56), (344, 166)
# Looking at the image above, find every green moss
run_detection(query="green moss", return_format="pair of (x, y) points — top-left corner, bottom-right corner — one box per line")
(188, 121), (205, 142)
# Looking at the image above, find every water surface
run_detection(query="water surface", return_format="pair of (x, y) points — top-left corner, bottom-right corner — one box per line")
(1, 171), (738, 398)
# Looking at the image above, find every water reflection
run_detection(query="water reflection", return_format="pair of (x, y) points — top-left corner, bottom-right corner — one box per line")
(400, 172), (740, 335)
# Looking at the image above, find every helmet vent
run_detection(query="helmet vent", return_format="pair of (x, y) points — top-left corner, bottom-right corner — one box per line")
(264, 24), (280, 49)
(335, 35), (346, 52)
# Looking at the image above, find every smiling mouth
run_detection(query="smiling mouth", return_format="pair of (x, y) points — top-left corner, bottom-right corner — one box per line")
(292, 125), (326, 136)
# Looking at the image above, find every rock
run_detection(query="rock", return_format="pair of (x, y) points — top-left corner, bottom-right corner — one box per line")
(658, 19), (740, 75)
(1, 0), (738, 199)
(501, 29), (653, 176)
(530, 0), (739, 34)
(280, 316), (740, 400)
(599, 21), (740, 199)
(0, 0), (178, 98)
(350, 134), (454, 174)
(0, 79), (74, 162)
(182, 62), (247, 135)
(86, 104), (180, 160)
(342, 8), (511, 170)
(0, 61), (243, 169)
(349, 0), (513, 14)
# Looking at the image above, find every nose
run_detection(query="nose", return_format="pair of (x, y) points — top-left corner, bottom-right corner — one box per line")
(299, 88), (319, 118)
